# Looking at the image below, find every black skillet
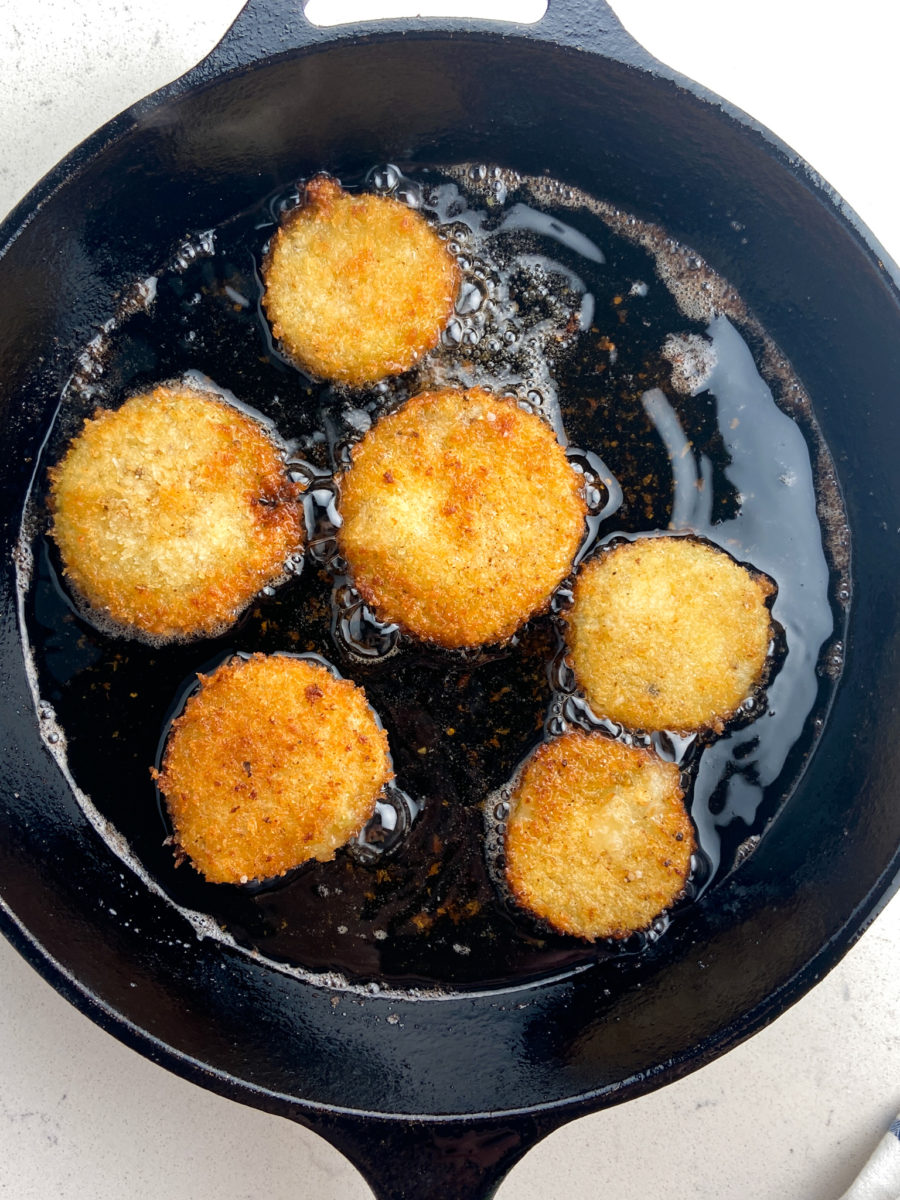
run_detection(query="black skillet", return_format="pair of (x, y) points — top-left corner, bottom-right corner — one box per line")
(2, 2), (900, 1198)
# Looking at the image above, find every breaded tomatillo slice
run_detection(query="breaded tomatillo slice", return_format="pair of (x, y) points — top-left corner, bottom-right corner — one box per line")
(566, 535), (775, 734)
(262, 176), (460, 386)
(155, 654), (392, 884)
(504, 730), (694, 940)
(48, 383), (303, 642)
(337, 387), (588, 648)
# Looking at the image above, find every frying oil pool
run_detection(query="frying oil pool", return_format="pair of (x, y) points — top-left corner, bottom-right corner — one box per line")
(18, 162), (849, 991)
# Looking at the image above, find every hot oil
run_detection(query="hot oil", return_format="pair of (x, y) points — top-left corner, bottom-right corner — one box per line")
(18, 163), (848, 990)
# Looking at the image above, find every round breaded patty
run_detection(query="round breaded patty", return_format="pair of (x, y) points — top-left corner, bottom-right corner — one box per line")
(262, 176), (460, 386)
(155, 654), (392, 884)
(566, 536), (775, 733)
(504, 730), (694, 940)
(337, 387), (587, 648)
(48, 383), (303, 642)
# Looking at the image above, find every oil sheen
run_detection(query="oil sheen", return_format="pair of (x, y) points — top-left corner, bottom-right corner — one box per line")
(17, 163), (849, 991)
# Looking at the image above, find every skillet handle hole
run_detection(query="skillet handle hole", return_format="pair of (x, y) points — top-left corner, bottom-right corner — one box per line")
(303, 0), (548, 27)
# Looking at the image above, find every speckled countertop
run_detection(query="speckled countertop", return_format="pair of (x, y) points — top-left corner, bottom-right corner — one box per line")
(1, 3), (899, 1197)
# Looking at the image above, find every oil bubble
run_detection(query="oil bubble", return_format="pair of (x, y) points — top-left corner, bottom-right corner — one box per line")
(350, 782), (421, 863)
(368, 163), (401, 193)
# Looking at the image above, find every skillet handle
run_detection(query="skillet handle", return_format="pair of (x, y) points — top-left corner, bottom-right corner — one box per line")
(192, 0), (654, 80)
(302, 1110), (561, 1200)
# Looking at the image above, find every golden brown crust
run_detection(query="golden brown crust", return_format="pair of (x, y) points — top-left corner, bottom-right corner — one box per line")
(48, 384), (303, 642)
(262, 176), (460, 387)
(566, 536), (775, 734)
(337, 387), (587, 648)
(504, 729), (694, 940)
(155, 654), (392, 884)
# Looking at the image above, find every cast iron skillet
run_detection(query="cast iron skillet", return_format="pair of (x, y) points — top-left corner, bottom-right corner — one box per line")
(2, 2), (900, 1196)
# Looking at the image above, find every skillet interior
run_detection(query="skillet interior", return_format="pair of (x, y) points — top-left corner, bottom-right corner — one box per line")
(2, 1), (900, 1154)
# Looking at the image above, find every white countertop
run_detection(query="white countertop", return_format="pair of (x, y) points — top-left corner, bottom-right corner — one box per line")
(2, 3), (899, 1197)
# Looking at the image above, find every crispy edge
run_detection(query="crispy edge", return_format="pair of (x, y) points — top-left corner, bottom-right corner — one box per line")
(47, 384), (304, 641)
(336, 387), (587, 647)
(566, 535), (775, 734)
(154, 654), (392, 884)
(504, 730), (695, 941)
(262, 176), (461, 386)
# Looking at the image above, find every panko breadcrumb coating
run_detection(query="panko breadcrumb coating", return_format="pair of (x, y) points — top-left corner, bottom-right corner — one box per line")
(48, 383), (303, 642)
(262, 176), (460, 386)
(155, 654), (392, 884)
(504, 730), (694, 940)
(566, 536), (775, 734)
(337, 387), (587, 648)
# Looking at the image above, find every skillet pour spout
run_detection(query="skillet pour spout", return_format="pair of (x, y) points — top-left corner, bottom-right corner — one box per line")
(2, 1), (900, 1198)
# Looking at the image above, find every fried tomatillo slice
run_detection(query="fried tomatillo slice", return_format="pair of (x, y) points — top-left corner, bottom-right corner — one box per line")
(155, 654), (392, 884)
(504, 730), (694, 940)
(48, 384), (303, 642)
(337, 387), (587, 648)
(262, 176), (460, 387)
(566, 536), (775, 734)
